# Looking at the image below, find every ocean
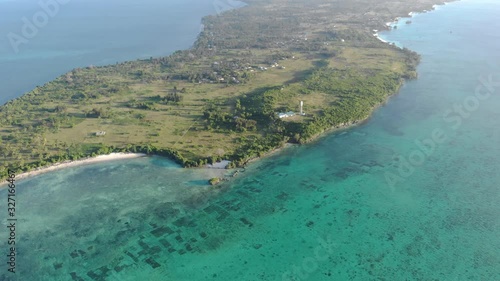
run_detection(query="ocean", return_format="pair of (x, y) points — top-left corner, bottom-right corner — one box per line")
(0, 0), (241, 105)
(0, 0), (499, 280)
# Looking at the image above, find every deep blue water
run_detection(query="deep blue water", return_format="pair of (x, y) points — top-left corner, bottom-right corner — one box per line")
(0, 0), (499, 280)
(0, 0), (244, 104)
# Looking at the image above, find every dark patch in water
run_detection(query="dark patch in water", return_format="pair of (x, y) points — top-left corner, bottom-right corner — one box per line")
(173, 217), (196, 228)
(151, 226), (174, 237)
(145, 257), (161, 269)
(248, 186), (262, 193)
(276, 192), (289, 200)
(138, 240), (149, 251)
(175, 235), (184, 242)
(236, 190), (252, 199)
(70, 272), (85, 281)
(86, 266), (110, 281)
(53, 262), (63, 270)
(124, 250), (139, 263)
(70, 250), (80, 259)
(240, 217), (254, 227)
(159, 239), (171, 248)
(216, 209), (230, 221)
(187, 179), (210, 186)
(153, 203), (180, 220)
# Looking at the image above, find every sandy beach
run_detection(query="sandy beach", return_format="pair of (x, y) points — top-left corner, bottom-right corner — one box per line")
(205, 160), (232, 169)
(374, 32), (390, 44)
(1, 153), (147, 186)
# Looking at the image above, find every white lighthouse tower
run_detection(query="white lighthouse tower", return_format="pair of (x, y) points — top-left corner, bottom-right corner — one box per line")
(300, 101), (304, 115)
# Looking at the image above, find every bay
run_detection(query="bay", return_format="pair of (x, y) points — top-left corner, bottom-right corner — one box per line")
(0, 0), (241, 104)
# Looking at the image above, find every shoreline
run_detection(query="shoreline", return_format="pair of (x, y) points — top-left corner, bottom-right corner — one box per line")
(0, 0), (458, 185)
(374, 1), (457, 44)
(1, 153), (146, 187)
(295, 97), (388, 147)
(243, 143), (296, 166)
(218, 116), (374, 183)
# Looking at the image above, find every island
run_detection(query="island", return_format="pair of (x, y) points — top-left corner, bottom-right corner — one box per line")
(0, 0), (451, 180)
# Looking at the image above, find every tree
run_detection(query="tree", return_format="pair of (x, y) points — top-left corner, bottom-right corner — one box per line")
(165, 93), (183, 103)
(86, 108), (111, 118)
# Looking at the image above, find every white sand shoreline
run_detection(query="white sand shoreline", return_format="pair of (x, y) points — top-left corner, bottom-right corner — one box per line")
(374, 1), (454, 46)
(373, 32), (390, 44)
(1, 153), (147, 186)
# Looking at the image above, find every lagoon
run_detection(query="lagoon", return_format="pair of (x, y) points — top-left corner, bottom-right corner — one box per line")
(0, 0), (230, 105)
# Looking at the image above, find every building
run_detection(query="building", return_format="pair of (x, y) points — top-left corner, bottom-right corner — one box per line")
(277, 111), (296, 119)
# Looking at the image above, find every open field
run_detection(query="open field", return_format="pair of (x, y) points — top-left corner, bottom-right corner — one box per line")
(0, 0), (451, 178)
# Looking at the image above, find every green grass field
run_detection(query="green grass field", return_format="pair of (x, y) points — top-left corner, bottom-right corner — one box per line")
(0, 0), (443, 177)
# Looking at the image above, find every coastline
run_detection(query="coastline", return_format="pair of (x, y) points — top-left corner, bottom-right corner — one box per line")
(294, 94), (391, 146)
(0, 153), (146, 187)
(6, 1), (499, 277)
(218, 92), (397, 181)
(222, 0), (463, 180)
(289, 2), (461, 150)
(373, 1), (457, 44)
(0, 0), (459, 184)
(243, 143), (296, 166)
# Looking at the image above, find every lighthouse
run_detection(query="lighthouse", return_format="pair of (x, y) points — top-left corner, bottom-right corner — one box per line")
(300, 101), (304, 115)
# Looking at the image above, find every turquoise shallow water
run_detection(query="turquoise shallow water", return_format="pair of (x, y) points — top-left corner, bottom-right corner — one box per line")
(1, 0), (500, 280)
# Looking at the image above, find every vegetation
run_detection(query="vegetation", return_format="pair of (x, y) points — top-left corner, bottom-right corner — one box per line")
(0, 0), (449, 179)
(209, 178), (222, 186)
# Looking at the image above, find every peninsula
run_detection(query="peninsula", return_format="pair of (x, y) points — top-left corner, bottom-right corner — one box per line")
(0, 0), (451, 179)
